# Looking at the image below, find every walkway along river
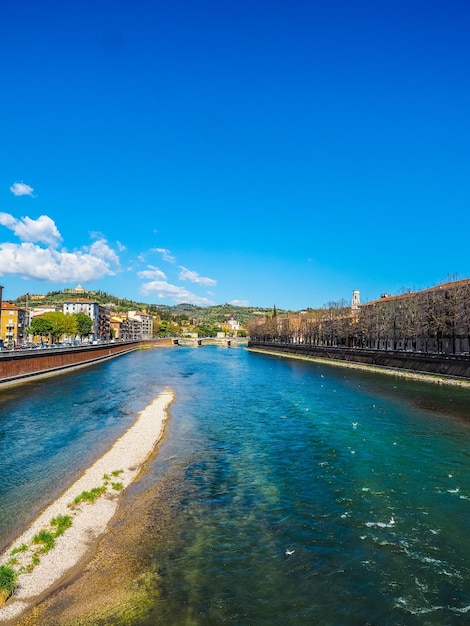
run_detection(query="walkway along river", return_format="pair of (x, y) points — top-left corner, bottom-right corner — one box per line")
(0, 345), (469, 624)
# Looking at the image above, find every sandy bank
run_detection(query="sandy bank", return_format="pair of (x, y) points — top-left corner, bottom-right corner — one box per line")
(0, 388), (175, 624)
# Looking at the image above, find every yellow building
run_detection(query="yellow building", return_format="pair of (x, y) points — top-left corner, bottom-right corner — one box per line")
(0, 302), (28, 348)
(110, 314), (128, 340)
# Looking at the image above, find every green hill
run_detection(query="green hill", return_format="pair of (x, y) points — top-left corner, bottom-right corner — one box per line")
(13, 290), (290, 326)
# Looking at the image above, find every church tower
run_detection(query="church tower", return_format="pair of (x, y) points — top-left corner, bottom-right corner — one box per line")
(351, 290), (360, 312)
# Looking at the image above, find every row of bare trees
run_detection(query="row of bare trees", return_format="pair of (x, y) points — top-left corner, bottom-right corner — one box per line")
(248, 280), (470, 355)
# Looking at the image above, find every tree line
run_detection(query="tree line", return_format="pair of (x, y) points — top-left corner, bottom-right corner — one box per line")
(27, 312), (94, 344)
(248, 279), (470, 355)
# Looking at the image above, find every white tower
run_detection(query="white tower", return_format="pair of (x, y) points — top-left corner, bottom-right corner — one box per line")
(351, 290), (360, 312)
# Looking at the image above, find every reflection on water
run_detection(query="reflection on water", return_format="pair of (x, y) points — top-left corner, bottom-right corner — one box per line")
(1, 346), (470, 624)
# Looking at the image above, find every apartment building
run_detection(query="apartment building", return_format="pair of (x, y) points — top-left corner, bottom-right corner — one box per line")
(128, 310), (154, 339)
(62, 298), (111, 341)
(0, 302), (28, 347)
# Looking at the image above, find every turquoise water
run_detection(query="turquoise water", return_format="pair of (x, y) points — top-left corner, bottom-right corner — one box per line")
(1, 346), (470, 624)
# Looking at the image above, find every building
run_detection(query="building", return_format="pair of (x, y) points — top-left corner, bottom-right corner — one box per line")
(351, 290), (360, 312)
(98, 306), (111, 340)
(30, 304), (59, 318)
(126, 317), (144, 340)
(62, 298), (111, 341)
(219, 315), (244, 335)
(110, 314), (140, 340)
(0, 302), (28, 347)
(227, 315), (240, 331)
(63, 298), (98, 320)
(109, 311), (153, 341)
(110, 314), (128, 340)
(357, 278), (470, 353)
(27, 293), (46, 301)
(128, 311), (154, 339)
(64, 284), (88, 294)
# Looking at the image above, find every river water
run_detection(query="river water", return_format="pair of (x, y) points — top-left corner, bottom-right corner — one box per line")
(1, 346), (470, 625)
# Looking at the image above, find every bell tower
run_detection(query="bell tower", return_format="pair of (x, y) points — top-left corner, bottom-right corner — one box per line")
(351, 289), (360, 312)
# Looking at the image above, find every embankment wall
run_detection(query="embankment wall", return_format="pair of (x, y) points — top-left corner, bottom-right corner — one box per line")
(0, 341), (172, 388)
(247, 342), (470, 380)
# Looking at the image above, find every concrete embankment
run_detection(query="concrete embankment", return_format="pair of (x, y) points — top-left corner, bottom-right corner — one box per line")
(0, 339), (174, 388)
(247, 342), (470, 386)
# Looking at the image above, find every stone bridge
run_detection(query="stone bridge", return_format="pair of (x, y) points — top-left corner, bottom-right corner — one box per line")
(172, 337), (247, 347)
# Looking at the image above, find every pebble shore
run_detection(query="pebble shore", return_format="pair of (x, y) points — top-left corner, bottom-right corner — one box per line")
(0, 388), (174, 624)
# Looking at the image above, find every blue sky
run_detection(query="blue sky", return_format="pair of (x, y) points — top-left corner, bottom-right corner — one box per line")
(1, 0), (469, 310)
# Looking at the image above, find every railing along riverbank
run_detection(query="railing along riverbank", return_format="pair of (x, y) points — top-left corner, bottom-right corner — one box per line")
(247, 341), (470, 381)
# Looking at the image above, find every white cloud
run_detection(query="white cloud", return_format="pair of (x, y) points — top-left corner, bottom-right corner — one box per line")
(10, 182), (35, 197)
(0, 210), (121, 284)
(87, 238), (120, 269)
(137, 265), (167, 280)
(0, 242), (119, 282)
(179, 266), (216, 286)
(141, 280), (214, 305)
(0, 213), (16, 229)
(0, 212), (62, 246)
(230, 299), (250, 306)
(153, 247), (176, 263)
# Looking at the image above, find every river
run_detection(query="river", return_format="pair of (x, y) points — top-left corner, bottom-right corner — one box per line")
(1, 345), (470, 625)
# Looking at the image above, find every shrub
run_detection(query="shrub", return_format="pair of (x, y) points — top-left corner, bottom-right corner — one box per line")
(0, 565), (17, 592)
(0, 565), (17, 604)
(32, 530), (55, 553)
(31, 554), (40, 567)
(71, 486), (106, 506)
(50, 514), (72, 537)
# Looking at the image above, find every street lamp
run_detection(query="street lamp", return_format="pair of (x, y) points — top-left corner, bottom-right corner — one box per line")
(25, 292), (30, 344)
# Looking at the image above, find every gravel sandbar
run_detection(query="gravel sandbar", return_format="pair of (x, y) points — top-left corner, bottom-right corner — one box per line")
(0, 388), (174, 624)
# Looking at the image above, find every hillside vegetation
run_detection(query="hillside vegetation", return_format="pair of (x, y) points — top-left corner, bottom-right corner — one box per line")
(13, 290), (291, 326)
